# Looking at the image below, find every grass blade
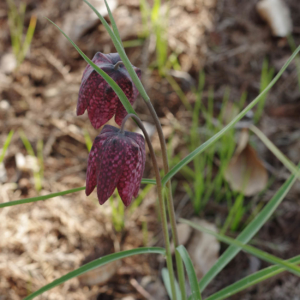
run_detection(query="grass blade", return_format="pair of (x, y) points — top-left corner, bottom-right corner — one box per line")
(104, 0), (123, 46)
(250, 125), (300, 180)
(180, 219), (300, 277)
(19, 130), (42, 191)
(83, 0), (150, 101)
(0, 179), (156, 209)
(0, 130), (14, 164)
(0, 187), (85, 208)
(83, 129), (93, 152)
(162, 268), (182, 300)
(19, 130), (35, 156)
(206, 254), (300, 300)
(141, 178), (156, 185)
(46, 18), (136, 116)
(176, 245), (202, 300)
(198, 164), (300, 291)
(24, 247), (165, 300)
(161, 44), (300, 186)
(20, 14), (36, 64)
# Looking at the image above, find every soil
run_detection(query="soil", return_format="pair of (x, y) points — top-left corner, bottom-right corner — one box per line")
(0, 0), (300, 299)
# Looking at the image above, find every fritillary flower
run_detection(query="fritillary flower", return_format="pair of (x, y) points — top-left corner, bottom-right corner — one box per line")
(86, 125), (146, 206)
(77, 52), (141, 129)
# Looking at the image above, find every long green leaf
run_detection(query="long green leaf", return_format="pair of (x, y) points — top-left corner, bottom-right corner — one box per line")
(206, 254), (300, 300)
(46, 18), (136, 116)
(176, 245), (202, 300)
(20, 14), (36, 64)
(0, 187), (85, 208)
(161, 44), (300, 186)
(24, 247), (165, 300)
(19, 130), (35, 156)
(103, 0), (123, 46)
(83, 0), (150, 101)
(0, 130), (14, 164)
(250, 125), (300, 181)
(162, 268), (182, 300)
(0, 179), (156, 209)
(141, 178), (156, 185)
(198, 163), (300, 291)
(180, 219), (300, 277)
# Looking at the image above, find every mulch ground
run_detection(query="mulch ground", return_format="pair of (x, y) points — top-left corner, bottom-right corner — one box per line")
(0, 0), (300, 299)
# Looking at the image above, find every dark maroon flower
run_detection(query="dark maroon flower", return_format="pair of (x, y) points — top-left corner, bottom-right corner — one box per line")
(77, 52), (141, 129)
(86, 125), (146, 206)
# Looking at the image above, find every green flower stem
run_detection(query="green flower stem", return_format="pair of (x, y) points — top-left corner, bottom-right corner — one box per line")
(145, 101), (187, 300)
(121, 114), (177, 300)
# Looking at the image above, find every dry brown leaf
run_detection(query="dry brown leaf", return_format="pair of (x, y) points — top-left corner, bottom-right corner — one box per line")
(224, 132), (268, 196)
(171, 222), (193, 254)
(257, 0), (292, 37)
(78, 260), (120, 286)
(235, 128), (250, 156)
(187, 218), (220, 279)
(59, 0), (118, 51)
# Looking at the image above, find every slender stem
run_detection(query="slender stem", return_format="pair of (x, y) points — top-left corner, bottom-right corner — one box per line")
(120, 114), (130, 132)
(145, 102), (187, 299)
(121, 114), (178, 300)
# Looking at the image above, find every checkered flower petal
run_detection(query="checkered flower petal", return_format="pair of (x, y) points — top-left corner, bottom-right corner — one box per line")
(86, 125), (118, 196)
(96, 135), (127, 204)
(85, 125), (146, 206)
(77, 52), (141, 129)
(124, 131), (146, 197)
(117, 139), (143, 206)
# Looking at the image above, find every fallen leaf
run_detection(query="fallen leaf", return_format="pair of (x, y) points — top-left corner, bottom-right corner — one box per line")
(257, 0), (292, 37)
(171, 222), (193, 254)
(187, 218), (220, 279)
(224, 129), (268, 196)
(59, 0), (118, 47)
(79, 259), (120, 286)
(235, 128), (250, 156)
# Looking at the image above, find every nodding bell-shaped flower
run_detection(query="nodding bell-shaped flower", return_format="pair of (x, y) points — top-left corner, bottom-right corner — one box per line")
(86, 125), (146, 206)
(77, 52), (141, 129)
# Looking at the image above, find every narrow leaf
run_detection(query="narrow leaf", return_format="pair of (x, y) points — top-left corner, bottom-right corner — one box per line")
(0, 130), (14, 164)
(20, 14), (36, 64)
(46, 18), (136, 116)
(0, 179), (156, 209)
(19, 130), (35, 156)
(250, 125), (300, 181)
(180, 219), (300, 277)
(161, 44), (300, 186)
(0, 187), (85, 208)
(206, 254), (300, 300)
(24, 247), (165, 300)
(162, 268), (182, 300)
(104, 0), (123, 46)
(141, 178), (156, 185)
(176, 245), (202, 300)
(198, 163), (300, 291)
